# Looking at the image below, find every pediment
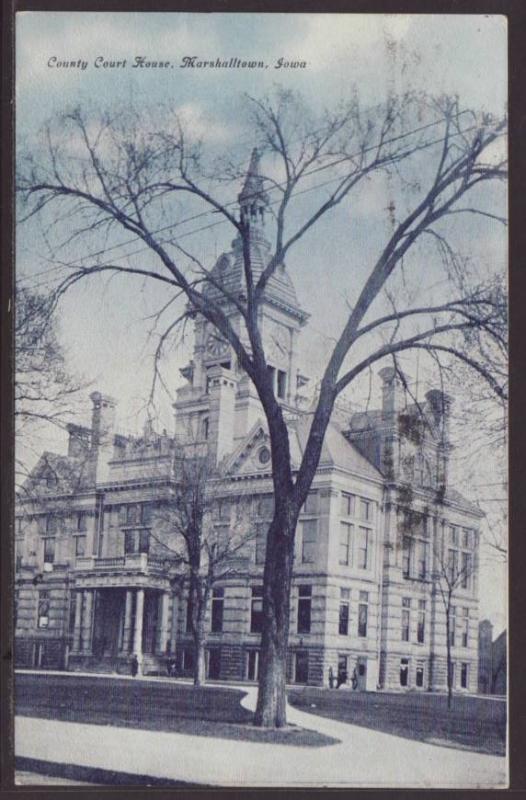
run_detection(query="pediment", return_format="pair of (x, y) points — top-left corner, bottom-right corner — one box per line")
(223, 421), (272, 477)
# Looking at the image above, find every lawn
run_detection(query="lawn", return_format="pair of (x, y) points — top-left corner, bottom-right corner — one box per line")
(288, 687), (506, 756)
(16, 673), (337, 747)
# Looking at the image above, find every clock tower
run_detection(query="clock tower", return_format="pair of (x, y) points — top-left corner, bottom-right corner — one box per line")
(174, 149), (309, 459)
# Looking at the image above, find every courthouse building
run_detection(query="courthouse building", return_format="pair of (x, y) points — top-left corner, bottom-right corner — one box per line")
(14, 153), (483, 692)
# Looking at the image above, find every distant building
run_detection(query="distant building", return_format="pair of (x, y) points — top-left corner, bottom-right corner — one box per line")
(14, 152), (483, 693)
(479, 620), (507, 695)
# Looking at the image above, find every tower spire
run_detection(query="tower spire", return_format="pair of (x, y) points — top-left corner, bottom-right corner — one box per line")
(238, 148), (268, 226)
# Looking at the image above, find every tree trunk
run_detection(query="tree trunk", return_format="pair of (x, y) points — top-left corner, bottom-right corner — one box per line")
(254, 511), (296, 728)
(445, 611), (452, 710)
(193, 625), (207, 686)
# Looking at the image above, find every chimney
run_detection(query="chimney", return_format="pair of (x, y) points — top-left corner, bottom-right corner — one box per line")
(425, 389), (452, 426)
(89, 391), (117, 483)
(379, 366), (404, 418)
(207, 365), (238, 465)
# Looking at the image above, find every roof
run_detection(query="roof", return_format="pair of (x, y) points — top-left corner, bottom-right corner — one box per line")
(292, 414), (383, 481)
(443, 487), (484, 517)
(19, 450), (88, 498)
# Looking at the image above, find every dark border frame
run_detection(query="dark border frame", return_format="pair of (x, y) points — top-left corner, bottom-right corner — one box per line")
(2, 1), (525, 798)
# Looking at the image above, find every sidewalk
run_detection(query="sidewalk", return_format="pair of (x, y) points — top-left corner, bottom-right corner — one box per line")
(15, 671), (507, 788)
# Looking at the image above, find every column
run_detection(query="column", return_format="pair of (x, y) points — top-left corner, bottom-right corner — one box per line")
(81, 589), (94, 653)
(133, 589), (145, 670)
(169, 592), (179, 655)
(121, 589), (133, 653)
(157, 592), (170, 654)
(72, 591), (83, 652)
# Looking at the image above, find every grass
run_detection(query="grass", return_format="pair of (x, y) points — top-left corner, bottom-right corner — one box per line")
(288, 687), (506, 756)
(16, 673), (337, 747)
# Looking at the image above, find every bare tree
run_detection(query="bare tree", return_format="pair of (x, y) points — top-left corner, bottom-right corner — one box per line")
(154, 450), (253, 686)
(431, 527), (478, 709)
(15, 284), (86, 490)
(17, 90), (507, 725)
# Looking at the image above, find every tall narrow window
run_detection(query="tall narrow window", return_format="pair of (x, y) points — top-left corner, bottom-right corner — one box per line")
(417, 599), (426, 643)
(460, 662), (469, 689)
(138, 530), (150, 553)
(448, 549), (458, 583)
(255, 523), (267, 564)
(339, 522), (353, 565)
(401, 597), (411, 641)
(77, 512), (88, 532)
(211, 587), (224, 633)
(75, 535), (86, 558)
(461, 608), (469, 647)
(402, 536), (412, 578)
(339, 588), (350, 635)
(417, 541), (428, 579)
(37, 591), (50, 629)
(341, 493), (355, 517)
(250, 586), (264, 633)
(297, 585), (312, 634)
(277, 370), (287, 400)
(301, 519), (317, 564)
(416, 662), (425, 688)
(43, 536), (55, 566)
(400, 657), (409, 687)
(358, 591), (368, 637)
(360, 498), (372, 522)
(46, 515), (58, 535)
(449, 606), (456, 646)
(358, 527), (369, 569)
(295, 651), (309, 684)
(461, 552), (472, 589)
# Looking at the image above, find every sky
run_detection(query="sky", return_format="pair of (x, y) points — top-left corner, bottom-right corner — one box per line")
(16, 12), (507, 630)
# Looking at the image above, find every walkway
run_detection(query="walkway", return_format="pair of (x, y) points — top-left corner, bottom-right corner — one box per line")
(15, 671), (507, 788)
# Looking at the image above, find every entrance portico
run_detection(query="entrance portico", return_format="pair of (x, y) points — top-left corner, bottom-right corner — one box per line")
(70, 585), (172, 674)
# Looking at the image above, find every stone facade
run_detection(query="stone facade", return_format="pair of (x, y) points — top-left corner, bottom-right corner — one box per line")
(14, 153), (483, 693)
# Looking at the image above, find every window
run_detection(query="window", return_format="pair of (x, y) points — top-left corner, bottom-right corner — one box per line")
(341, 493), (355, 517)
(339, 588), (350, 635)
(257, 495), (274, 517)
(400, 657), (409, 687)
(461, 608), (469, 647)
(417, 599), (426, 644)
(449, 606), (456, 646)
(75, 535), (86, 558)
(202, 417), (209, 440)
(357, 527), (369, 569)
(401, 597), (411, 642)
(417, 540), (428, 579)
(339, 522), (353, 565)
(461, 552), (472, 589)
(77, 512), (88, 532)
(211, 588), (224, 633)
(360, 498), (372, 522)
(460, 662), (469, 689)
(462, 529), (471, 549)
(303, 492), (318, 515)
(46, 471), (57, 488)
(43, 536), (55, 565)
(124, 530), (135, 554)
(416, 662), (425, 688)
(37, 591), (50, 629)
(297, 585), (312, 634)
(358, 591), (368, 637)
(139, 530), (150, 554)
(251, 586), (264, 633)
(46, 515), (58, 535)
(207, 648), (221, 679)
(449, 526), (458, 546)
(277, 370), (287, 400)
(448, 548), (458, 583)
(301, 519), (317, 564)
(182, 647), (195, 675)
(402, 536), (412, 578)
(295, 651), (309, 684)
(255, 523), (267, 564)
